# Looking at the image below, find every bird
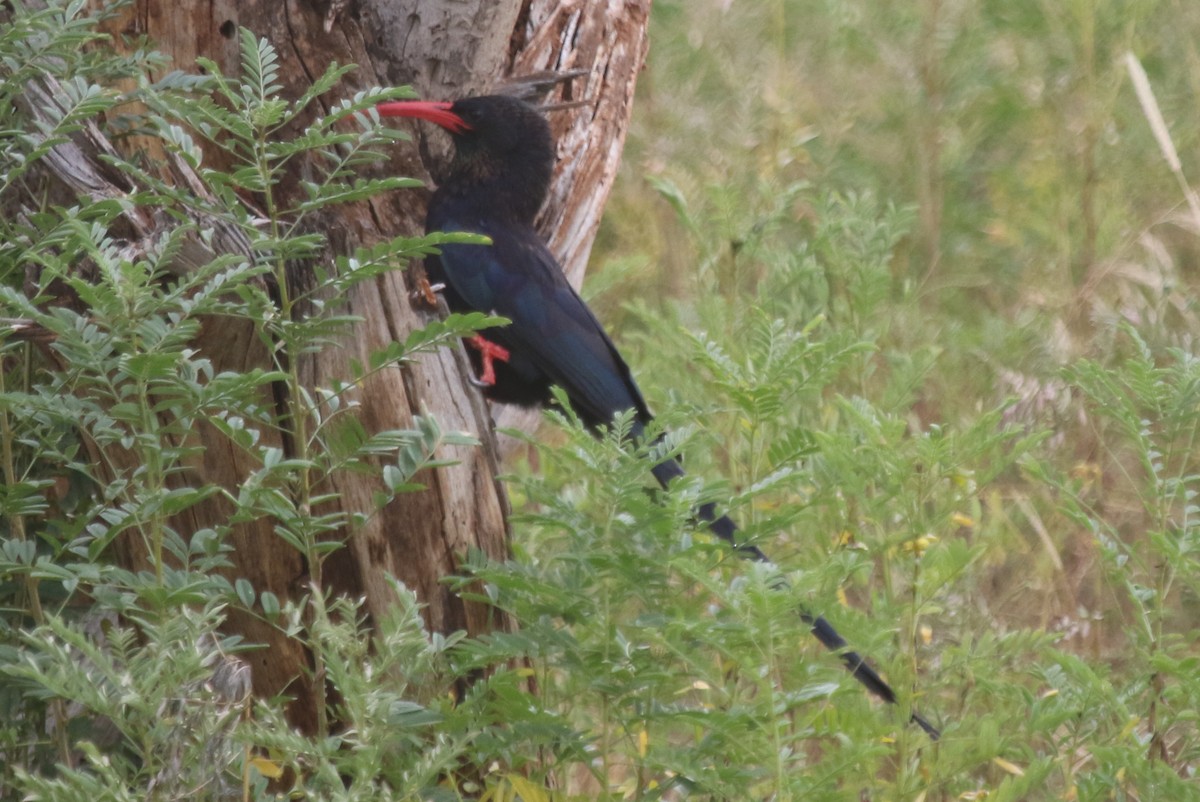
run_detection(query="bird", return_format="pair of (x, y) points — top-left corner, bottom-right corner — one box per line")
(378, 93), (939, 739)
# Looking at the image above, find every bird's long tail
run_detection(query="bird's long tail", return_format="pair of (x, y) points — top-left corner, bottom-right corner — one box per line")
(649, 455), (940, 740)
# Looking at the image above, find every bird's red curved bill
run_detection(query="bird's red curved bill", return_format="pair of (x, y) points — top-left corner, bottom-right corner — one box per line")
(376, 100), (471, 134)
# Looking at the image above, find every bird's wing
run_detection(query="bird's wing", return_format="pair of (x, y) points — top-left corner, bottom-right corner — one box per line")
(435, 222), (652, 428)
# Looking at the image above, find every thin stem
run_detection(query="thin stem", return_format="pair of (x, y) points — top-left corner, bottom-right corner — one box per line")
(915, 0), (944, 282)
(258, 127), (328, 737)
(599, 516), (614, 795)
(0, 348), (75, 768)
(763, 596), (786, 795)
(138, 373), (166, 587)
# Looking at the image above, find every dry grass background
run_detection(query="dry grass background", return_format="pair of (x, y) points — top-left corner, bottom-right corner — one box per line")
(592, 0), (1200, 660)
(576, 0), (1200, 792)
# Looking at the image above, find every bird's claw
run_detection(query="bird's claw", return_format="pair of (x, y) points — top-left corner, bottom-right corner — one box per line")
(411, 277), (446, 308)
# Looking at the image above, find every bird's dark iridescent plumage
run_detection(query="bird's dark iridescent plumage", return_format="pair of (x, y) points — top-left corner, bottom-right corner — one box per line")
(379, 94), (938, 739)
(379, 96), (649, 427)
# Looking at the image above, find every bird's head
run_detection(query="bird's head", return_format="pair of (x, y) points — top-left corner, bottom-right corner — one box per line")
(378, 94), (555, 220)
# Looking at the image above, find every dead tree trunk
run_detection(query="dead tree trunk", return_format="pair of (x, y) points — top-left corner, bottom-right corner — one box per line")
(27, 0), (650, 732)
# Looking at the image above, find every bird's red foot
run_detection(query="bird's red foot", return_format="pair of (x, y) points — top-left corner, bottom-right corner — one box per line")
(467, 335), (510, 386)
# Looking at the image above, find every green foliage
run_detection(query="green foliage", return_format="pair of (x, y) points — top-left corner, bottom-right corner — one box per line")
(0, 6), (493, 798)
(2, 0), (1200, 800)
(0, 0), (148, 199)
(487, 190), (1042, 798)
(236, 583), (482, 801)
(6, 603), (248, 800)
(1041, 326), (1200, 789)
(590, 0), (1200, 797)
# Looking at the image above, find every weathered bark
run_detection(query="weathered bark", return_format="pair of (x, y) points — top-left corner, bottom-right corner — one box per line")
(24, 0), (650, 732)
(500, 0), (653, 438)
